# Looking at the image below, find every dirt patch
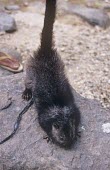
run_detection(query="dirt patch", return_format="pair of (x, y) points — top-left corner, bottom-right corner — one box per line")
(0, 1), (110, 108)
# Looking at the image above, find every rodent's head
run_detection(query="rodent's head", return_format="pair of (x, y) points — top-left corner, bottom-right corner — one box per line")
(51, 120), (75, 148)
(51, 106), (76, 148)
(39, 106), (76, 148)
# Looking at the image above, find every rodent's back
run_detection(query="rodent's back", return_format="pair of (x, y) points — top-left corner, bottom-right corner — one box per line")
(32, 49), (73, 106)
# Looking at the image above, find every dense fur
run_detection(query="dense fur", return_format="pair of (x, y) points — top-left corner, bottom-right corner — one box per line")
(22, 0), (80, 148)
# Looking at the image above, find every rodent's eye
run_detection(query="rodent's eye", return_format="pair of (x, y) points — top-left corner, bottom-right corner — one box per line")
(53, 123), (60, 129)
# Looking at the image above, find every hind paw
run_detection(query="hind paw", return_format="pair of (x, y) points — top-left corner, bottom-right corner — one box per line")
(22, 88), (32, 101)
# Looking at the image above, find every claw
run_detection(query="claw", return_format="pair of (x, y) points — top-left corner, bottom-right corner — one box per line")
(22, 88), (32, 101)
(43, 135), (51, 143)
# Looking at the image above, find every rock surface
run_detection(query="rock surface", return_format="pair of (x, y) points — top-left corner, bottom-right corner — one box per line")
(0, 12), (17, 32)
(63, 4), (110, 28)
(0, 92), (12, 111)
(0, 73), (110, 170)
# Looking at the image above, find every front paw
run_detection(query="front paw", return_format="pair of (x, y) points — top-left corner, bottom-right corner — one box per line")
(43, 135), (52, 143)
(22, 88), (32, 101)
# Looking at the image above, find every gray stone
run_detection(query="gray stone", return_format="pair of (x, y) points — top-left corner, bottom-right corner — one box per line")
(5, 5), (20, 11)
(63, 4), (110, 28)
(103, 5), (110, 11)
(0, 73), (110, 169)
(0, 12), (17, 33)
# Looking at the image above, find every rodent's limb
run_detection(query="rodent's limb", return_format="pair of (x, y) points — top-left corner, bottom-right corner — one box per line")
(22, 88), (32, 101)
(23, 57), (36, 101)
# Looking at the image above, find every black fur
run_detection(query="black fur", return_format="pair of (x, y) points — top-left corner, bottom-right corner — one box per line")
(22, 0), (80, 148)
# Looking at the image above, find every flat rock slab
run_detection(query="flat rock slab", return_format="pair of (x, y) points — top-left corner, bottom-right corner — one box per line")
(0, 92), (12, 111)
(64, 4), (110, 28)
(0, 12), (17, 33)
(0, 73), (110, 170)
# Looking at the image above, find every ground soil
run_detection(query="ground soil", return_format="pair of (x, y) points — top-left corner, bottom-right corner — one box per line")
(0, 0), (110, 108)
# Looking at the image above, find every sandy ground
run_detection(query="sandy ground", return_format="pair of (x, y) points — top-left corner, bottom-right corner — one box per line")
(0, 1), (110, 108)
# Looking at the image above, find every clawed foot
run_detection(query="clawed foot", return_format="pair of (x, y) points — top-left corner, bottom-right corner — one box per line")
(22, 88), (32, 101)
(43, 135), (52, 143)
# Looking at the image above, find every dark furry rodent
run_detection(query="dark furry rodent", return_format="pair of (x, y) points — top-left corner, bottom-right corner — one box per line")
(22, 0), (80, 148)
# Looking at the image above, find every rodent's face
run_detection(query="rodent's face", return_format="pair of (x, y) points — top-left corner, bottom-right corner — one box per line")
(39, 106), (76, 148)
(51, 116), (76, 148)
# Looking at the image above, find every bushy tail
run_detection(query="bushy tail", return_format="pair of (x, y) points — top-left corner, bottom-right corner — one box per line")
(41, 0), (56, 52)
